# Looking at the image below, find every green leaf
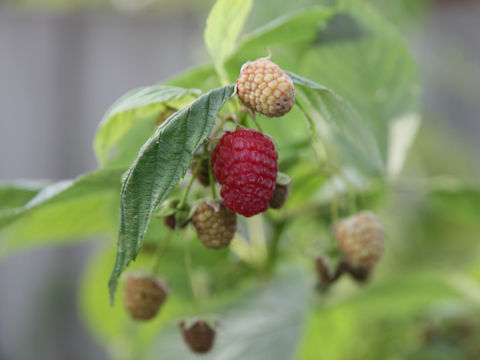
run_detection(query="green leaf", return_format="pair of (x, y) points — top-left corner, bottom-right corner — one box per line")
(109, 85), (235, 302)
(0, 168), (123, 259)
(290, 72), (384, 175)
(165, 63), (220, 91)
(205, 0), (253, 80)
(94, 85), (200, 166)
(299, 0), (421, 175)
(225, 7), (335, 77)
(0, 183), (42, 210)
(145, 268), (310, 360)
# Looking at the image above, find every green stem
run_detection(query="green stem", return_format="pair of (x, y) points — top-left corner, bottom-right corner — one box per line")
(183, 238), (201, 314)
(178, 158), (202, 210)
(151, 236), (171, 275)
(265, 219), (286, 274)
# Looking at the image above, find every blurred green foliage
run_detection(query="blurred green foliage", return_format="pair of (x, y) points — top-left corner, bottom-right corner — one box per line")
(1, 0), (479, 359)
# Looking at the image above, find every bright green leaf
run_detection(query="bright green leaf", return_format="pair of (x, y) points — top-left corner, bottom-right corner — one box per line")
(109, 85), (235, 302)
(205, 0), (253, 81)
(94, 85), (200, 166)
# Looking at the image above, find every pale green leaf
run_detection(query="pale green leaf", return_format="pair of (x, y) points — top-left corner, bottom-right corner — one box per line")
(0, 168), (124, 259)
(205, 0), (253, 78)
(290, 72), (384, 175)
(299, 0), (421, 174)
(108, 85), (235, 302)
(146, 268), (310, 360)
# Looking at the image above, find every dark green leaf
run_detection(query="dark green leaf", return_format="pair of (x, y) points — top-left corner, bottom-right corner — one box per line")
(109, 85), (235, 302)
(94, 85), (200, 166)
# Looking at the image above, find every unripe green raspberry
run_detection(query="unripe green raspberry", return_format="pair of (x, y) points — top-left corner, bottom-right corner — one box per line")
(192, 200), (237, 249)
(236, 59), (295, 117)
(333, 211), (384, 268)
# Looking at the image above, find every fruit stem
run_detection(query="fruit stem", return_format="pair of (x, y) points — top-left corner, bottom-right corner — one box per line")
(248, 109), (264, 133)
(183, 237), (202, 314)
(265, 218), (287, 274)
(178, 158), (202, 210)
(151, 236), (172, 275)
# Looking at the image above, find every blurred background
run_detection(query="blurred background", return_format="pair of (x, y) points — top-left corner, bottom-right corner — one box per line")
(0, 0), (479, 359)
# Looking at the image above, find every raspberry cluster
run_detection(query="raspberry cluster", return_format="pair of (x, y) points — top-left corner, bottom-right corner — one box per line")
(236, 59), (295, 117)
(211, 129), (278, 217)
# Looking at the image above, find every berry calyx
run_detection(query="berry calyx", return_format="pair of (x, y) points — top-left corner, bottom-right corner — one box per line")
(192, 200), (237, 249)
(211, 128), (278, 217)
(180, 319), (216, 354)
(269, 172), (292, 209)
(333, 211), (384, 269)
(123, 275), (168, 321)
(236, 59), (295, 117)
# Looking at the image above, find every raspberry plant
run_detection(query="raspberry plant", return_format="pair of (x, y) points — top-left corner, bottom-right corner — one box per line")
(3, 0), (479, 359)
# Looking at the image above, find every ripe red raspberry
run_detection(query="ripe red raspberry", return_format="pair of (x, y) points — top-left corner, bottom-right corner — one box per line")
(333, 211), (384, 268)
(236, 59), (295, 117)
(192, 200), (237, 249)
(123, 275), (168, 321)
(211, 129), (278, 217)
(180, 319), (216, 354)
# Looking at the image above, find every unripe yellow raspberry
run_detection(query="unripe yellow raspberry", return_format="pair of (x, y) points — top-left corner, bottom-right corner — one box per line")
(333, 211), (384, 268)
(236, 59), (295, 117)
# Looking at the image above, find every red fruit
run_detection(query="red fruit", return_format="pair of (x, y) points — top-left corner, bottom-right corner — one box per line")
(211, 129), (278, 217)
(180, 319), (216, 354)
(123, 275), (168, 321)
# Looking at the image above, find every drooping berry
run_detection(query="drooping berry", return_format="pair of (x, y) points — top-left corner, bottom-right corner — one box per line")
(236, 59), (295, 117)
(269, 172), (292, 209)
(191, 158), (211, 187)
(333, 211), (384, 268)
(123, 275), (168, 321)
(180, 319), (216, 354)
(163, 214), (176, 230)
(211, 129), (278, 217)
(192, 200), (237, 249)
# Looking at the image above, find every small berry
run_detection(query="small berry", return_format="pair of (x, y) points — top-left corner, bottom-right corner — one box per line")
(211, 129), (278, 217)
(333, 211), (384, 268)
(163, 214), (176, 230)
(180, 319), (216, 354)
(123, 275), (168, 321)
(269, 172), (292, 209)
(236, 59), (295, 117)
(191, 158), (211, 187)
(192, 200), (237, 249)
